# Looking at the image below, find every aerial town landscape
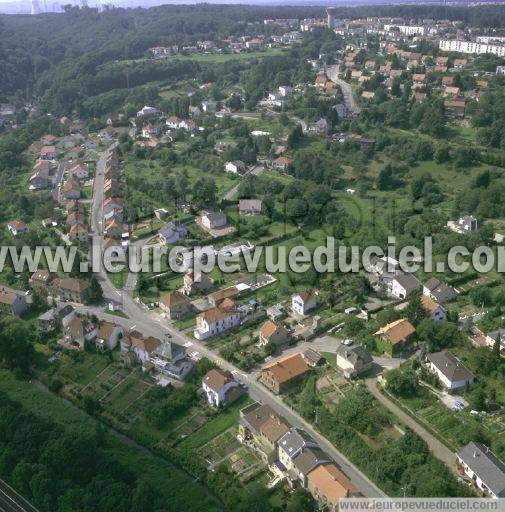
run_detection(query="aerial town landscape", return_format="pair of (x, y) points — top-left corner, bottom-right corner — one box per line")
(0, 1), (505, 511)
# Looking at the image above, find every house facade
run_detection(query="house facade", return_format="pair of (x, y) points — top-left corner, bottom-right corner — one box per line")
(159, 291), (193, 320)
(194, 305), (241, 340)
(202, 368), (239, 408)
(335, 345), (373, 379)
(425, 350), (474, 391)
(292, 289), (317, 316)
(456, 442), (505, 498)
(260, 353), (310, 394)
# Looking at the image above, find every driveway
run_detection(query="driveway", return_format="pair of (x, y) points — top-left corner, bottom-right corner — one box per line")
(366, 378), (456, 470)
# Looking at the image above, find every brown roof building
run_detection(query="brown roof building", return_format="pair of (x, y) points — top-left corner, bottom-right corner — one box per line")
(159, 290), (193, 320)
(260, 353), (310, 394)
(239, 402), (291, 463)
(374, 319), (415, 356)
(307, 464), (360, 511)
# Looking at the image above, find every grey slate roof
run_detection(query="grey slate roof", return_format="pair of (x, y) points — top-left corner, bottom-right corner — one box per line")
(278, 428), (317, 459)
(394, 273), (421, 294)
(426, 350), (474, 383)
(292, 446), (331, 477)
(336, 345), (373, 366)
(457, 442), (505, 497)
(424, 277), (457, 301)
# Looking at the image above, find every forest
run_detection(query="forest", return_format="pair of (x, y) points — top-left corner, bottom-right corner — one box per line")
(2, 3), (505, 110)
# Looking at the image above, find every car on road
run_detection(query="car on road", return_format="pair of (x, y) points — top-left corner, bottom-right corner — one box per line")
(453, 401), (465, 410)
(341, 338), (353, 346)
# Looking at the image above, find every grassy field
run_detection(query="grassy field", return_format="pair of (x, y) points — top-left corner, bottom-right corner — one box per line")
(178, 394), (251, 452)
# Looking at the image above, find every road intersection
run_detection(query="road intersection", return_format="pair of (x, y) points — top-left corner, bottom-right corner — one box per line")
(82, 144), (386, 497)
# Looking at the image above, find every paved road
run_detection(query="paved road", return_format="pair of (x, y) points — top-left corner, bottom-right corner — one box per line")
(326, 64), (361, 115)
(52, 161), (66, 203)
(0, 479), (39, 512)
(84, 145), (385, 497)
(366, 378), (456, 469)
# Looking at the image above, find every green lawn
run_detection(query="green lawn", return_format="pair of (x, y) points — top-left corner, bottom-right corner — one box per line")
(178, 394), (251, 451)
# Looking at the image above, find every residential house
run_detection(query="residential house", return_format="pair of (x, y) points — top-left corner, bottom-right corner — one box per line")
(158, 221), (187, 245)
(390, 273), (421, 299)
(202, 368), (240, 408)
(290, 446), (331, 488)
(40, 146), (58, 160)
(444, 86), (461, 97)
(225, 160), (246, 174)
(260, 353), (310, 394)
(56, 304), (76, 327)
(447, 215), (478, 234)
(201, 211), (228, 230)
(182, 269), (213, 296)
(335, 345), (373, 379)
(159, 291), (193, 320)
(214, 141), (237, 153)
(292, 289), (317, 316)
(120, 330), (161, 365)
(425, 350), (474, 391)
(423, 277), (458, 304)
(62, 179), (81, 200)
(95, 322), (124, 350)
(361, 91), (375, 100)
(278, 428), (318, 474)
(179, 119), (195, 132)
(239, 402), (291, 463)
(66, 212), (84, 227)
(166, 116), (181, 129)
(194, 303), (242, 340)
(484, 330), (505, 356)
(453, 59), (468, 69)
(148, 340), (195, 380)
(137, 106), (159, 118)
(69, 162), (89, 180)
(307, 464), (360, 510)
(209, 287), (240, 307)
(239, 199), (262, 216)
(189, 105), (201, 117)
(444, 99), (466, 118)
(65, 317), (97, 349)
(104, 218), (126, 239)
(141, 123), (160, 138)
(69, 224), (88, 243)
(29, 269), (52, 290)
(201, 101), (215, 112)
(29, 166), (50, 190)
(50, 277), (91, 303)
(258, 320), (289, 347)
(456, 442), (505, 498)
(7, 221), (29, 236)
(38, 309), (57, 331)
(421, 296), (447, 322)
(302, 348), (325, 367)
(103, 197), (123, 216)
(99, 126), (116, 140)
(0, 287), (27, 316)
(278, 85), (293, 96)
(272, 156), (292, 172)
(374, 319), (416, 356)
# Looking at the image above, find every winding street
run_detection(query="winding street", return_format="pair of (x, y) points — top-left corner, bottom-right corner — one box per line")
(83, 144), (386, 497)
